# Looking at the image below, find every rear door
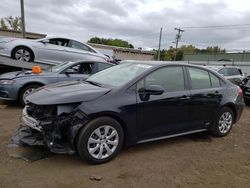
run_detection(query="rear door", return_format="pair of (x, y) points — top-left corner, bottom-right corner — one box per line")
(136, 65), (191, 140)
(187, 67), (224, 129)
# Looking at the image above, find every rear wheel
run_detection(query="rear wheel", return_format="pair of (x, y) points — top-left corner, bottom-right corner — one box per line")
(210, 107), (234, 137)
(12, 46), (34, 62)
(76, 117), (124, 164)
(19, 84), (41, 106)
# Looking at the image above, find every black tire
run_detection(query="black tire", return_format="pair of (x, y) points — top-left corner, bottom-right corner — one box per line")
(19, 84), (41, 106)
(210, 107), (234, 137)
(76, 117), (124, 164)
(12, 46), (34, 62)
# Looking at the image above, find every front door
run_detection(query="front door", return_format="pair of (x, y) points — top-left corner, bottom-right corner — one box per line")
(136, 66), (191, 140)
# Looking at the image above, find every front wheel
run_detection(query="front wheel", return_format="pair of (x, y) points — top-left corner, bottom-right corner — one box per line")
(76, 117), (124, 164)
(210, 107), (234, 137)
(19, 84), (41, 106)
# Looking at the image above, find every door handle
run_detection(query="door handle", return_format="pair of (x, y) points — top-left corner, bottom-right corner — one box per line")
(180, 96), (191, 100)
(214, 91), (220, 96)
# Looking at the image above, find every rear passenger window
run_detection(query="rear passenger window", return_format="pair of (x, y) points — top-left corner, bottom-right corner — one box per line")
(139, 66), (185, 92)
(210, 73), (220, 88)
(189, 68), (210, 89)
(218, 68), (227, 76)
(227, 68), (241, 76)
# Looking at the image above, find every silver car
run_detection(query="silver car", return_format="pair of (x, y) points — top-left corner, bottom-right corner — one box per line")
(0, 37), (108, 64)
(208, 65), (244, 86)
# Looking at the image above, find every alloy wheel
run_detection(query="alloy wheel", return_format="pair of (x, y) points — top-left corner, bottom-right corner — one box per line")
(87, 125), (119, 159)
(23, 88), (35, 104)
(15, 49), (31, 61)
(218, 112), (233, 134)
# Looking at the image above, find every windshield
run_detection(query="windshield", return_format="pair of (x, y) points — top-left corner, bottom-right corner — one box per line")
(48, 62), (72, 73)
(86, 63), (153, 87)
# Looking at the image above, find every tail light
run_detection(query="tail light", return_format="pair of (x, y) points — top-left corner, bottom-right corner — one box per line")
(238, 88), (243, 97)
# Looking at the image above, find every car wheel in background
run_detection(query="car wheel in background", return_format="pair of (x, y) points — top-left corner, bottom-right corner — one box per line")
(12, 46), (34, 62)
(19, 84), (41, 106)
(210, 107), (234, 137)
(76, 117), (124, 164)
(244, 99), (250, 106)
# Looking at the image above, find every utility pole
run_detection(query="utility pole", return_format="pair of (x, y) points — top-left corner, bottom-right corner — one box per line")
(174, 27), (184, 61)
(20, 0), (26, 38)
(157, 27), (162, 61)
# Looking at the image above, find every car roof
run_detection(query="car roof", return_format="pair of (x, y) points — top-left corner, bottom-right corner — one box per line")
(121, 60), (187, 66)
(207, 65), (240, 70)
(121, 60), (220, 70)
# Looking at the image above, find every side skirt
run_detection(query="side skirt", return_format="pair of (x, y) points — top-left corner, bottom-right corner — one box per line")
(136, 129), (208, 144)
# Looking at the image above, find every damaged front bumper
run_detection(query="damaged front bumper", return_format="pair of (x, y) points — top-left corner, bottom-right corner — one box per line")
(14, 105), (88, 155)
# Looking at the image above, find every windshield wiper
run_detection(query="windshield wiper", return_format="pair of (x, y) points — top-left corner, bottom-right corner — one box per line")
(85, 80), (102, 87)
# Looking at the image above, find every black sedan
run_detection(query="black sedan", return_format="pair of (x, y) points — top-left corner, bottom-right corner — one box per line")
(15, 61), (244, 164)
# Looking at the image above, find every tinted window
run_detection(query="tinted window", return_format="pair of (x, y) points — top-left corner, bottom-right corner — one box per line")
(64, 63), (94, 74)
(49, 38), (69, 46)
(189, 68), (211, 89)
(97, 63), (113, 71)
(227, 68), (241, 76)
(218, 68), (227, 76)
(139, 66), (185, 92)
(69, 40), (95, 53)
(210, 73), (220, 88)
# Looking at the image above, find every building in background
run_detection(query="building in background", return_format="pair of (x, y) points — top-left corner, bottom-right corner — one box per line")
(0, 29), (46, 39)
(184, 53), (250, 62)
(88, 43), (155, 61)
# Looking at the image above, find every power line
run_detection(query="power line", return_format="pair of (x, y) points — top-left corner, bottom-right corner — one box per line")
(183, 23), (250, 29)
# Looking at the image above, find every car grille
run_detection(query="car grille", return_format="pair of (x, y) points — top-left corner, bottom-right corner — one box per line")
(26, 102), (57, 120)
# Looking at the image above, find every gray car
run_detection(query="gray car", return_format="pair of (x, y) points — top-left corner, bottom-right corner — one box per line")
(0, 60), (114, 105)
(0, 37), (108, 64)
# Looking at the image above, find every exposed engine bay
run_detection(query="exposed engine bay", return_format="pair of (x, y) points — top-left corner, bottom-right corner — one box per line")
(12, 102), (88, 154)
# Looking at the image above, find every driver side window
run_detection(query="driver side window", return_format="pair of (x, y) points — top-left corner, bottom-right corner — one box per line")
(137, 66), (185, 92)
(49, 38), (69, 46)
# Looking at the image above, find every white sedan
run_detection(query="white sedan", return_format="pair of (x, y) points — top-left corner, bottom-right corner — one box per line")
(0, 37), (108, 64)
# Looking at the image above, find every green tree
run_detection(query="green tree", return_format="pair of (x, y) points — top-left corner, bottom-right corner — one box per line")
(88, 37), (134, 48)
(0, 16), (22, 31)
(0, 18), (8, 30)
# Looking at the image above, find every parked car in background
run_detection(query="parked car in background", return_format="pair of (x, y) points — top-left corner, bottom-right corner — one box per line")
(240, 76), (250, 105)
(0, 37), (109, 64)
(15, 61), (244, 164)
(208, 66), (244, 86)
(0, 59), (114, 105)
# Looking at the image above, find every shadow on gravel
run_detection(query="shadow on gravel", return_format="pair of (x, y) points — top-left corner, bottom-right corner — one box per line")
(184, 132), (213, 142)
(0, 100), (22, 109)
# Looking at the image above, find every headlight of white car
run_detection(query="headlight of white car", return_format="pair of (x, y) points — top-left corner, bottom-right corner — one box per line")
(0, 80), (15, 85)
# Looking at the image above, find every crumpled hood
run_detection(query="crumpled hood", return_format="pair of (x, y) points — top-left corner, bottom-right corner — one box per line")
(26, 81), (111, 105)
(0, 71), (55, 79)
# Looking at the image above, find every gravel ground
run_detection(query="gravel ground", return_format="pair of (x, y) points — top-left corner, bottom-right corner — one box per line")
(0, 101), (250, 188)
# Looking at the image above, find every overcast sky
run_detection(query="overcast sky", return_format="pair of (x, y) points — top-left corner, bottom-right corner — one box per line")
(1, 0), (250, 51)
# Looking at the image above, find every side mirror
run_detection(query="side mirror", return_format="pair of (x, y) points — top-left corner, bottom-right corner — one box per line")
(41, 39), (50, 44)
(138, 85), (165, 95)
